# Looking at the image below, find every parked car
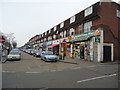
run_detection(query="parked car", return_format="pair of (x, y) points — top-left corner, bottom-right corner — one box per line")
(29, 49), (35, 55)
(11, 48), (21, 55)
(34, 50), (42, 57)
(7, 50), (21, 61)
(41, 51), (58, 62)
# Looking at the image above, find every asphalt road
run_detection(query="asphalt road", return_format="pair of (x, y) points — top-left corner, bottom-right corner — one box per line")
(2, 51), (119, 88)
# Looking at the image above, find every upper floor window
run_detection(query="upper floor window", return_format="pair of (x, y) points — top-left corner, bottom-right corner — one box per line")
(48, 36), (52, 41)
(70, 28), (75, 36)
(84, 21), (92, 33)
(79, 24), (83, 34)
(70, 16), (75, 24)
(117, 10), (120, 18)
(60, 32), (63, 38)
(49, 30), (51, 34)
(84, 6), (93, 17)
(53, 35), (56, 39)
(54, 26), (57, 31)
(60, 22), (64, 28)
(64, 30), (66, 37)
(44, 38), (46, 41)
(56, 30), (59, 34)
(45, 32), (47, 36)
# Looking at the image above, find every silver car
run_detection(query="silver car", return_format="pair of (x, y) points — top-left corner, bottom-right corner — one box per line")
(41, 51), (58, 62)
(7, 51), (21, 61)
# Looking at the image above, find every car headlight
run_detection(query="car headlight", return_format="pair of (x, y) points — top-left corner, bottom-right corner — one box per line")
(36, 53), (39, 55)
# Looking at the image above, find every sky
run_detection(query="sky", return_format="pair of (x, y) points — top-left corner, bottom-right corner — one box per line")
(0, 0), (119, 47)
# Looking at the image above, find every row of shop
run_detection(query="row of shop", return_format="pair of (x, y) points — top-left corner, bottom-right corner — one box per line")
(31, 29), (113, 62)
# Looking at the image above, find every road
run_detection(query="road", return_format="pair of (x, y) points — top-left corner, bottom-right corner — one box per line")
(2, 51), (119, 88)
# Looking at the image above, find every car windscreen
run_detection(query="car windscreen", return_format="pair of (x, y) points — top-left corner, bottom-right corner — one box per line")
(45, 52), (53, 55)
(9, 51), (19, 55)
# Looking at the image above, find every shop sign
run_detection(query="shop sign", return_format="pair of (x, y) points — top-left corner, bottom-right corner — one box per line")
(68, 36), (74, 40)
(60, 38), (67, 43)
(71, 30), (100, 42)
(47, 41), (53, 46)
(64, 37), (69, 42)
(0, 37), (5, 43)
(53, 40), (59, 44)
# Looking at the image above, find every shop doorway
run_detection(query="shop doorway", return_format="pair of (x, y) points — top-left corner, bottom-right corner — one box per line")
(103, 46), (111, 62)
(80, 46), (84, 59)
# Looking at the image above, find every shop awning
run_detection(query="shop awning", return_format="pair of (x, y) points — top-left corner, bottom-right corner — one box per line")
(47, 44), (59, 48)
(71, 30), (101, 42)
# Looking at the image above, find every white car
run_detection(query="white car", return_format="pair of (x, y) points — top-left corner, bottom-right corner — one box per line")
(7, 51), (21, 61)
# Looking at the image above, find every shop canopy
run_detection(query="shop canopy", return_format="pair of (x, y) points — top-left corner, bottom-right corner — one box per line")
(47, 44), (59, 48)
(71, 30), (100, 42)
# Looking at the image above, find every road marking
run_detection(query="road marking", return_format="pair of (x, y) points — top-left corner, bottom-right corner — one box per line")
(77, 73), (117, 83)
(2, 71), (16, 73)
(87, 65), (96, 68)
(72, 67), (81, 70)
(26, 72), (41, 74)
(57, 70), (62, 71)
(50, 70), (57, 72)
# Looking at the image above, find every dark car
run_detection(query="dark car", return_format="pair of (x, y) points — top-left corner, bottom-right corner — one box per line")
(34, 50), (42, 57)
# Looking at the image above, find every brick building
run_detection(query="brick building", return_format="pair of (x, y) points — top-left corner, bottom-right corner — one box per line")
(26, 1), (120, 62)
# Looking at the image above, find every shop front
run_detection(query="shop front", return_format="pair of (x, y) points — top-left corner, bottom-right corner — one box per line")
(59, 37), (71, 59)
(42, 42), (47, 51)
(47, 40), (59, 55)
(71, 30), (101, 62)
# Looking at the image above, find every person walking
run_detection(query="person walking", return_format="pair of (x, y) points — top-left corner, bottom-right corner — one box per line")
(63, 52), (66, 60)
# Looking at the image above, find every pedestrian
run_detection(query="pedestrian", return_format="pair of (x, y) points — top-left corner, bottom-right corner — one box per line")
(63, 52), (66, 60)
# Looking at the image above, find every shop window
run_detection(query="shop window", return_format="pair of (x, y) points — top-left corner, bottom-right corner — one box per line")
(84, 21), (92, 33)
(117, 10), (120, 18)
(70, 16), (75, 24)
(60, 22), (64, 28)
(84, 6), (93, 17)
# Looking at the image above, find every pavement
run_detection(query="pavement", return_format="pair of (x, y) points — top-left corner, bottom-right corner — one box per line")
(59, 56), (119, 65)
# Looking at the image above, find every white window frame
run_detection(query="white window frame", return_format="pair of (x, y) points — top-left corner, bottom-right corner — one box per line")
(48, 36), (52, 41)
(84, 6), (93, 17)
(64, 30), (66, 37)
(70, 16), (75, 24)
(44, 38), (46, 41)
(49, 30), (51, 33)
(60, 22), (64, 28)
(84, 21), (92, 33)
(54, 26), (57, 31)
(70, 28), (75, 36)
(44, 32), (46, 36)
(56, 31), (59, 34)
(117, 10), (120, 18)
(79, 24), (83, 34)
(60, 32), (63, 38)
(53, 35), (56, 39)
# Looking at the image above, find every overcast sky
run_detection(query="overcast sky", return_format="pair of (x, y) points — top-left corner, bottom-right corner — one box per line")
(0, 0), (119, 47)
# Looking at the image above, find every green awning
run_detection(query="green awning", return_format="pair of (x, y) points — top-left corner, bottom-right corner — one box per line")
(71, 30), (99, 42)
